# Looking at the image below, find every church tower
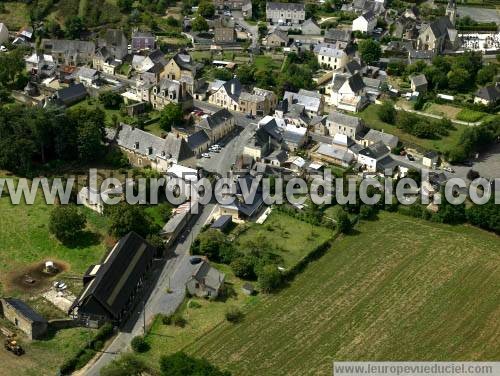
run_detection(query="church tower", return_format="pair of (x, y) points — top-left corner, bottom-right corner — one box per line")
(446, 0), (457, 26)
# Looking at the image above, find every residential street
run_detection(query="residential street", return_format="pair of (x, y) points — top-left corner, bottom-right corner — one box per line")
(82, 203), (217, 376)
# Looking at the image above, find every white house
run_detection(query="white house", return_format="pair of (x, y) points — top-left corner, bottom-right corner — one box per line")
(315, 44), (349, 70)
(352, 10), (377, 33)
(357, 141), (390, 172)
(0, 23), (9, 45)
(328, 72), (367, 112)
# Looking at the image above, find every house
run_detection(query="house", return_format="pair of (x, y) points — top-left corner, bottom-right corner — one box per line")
(410, 74), (428, 94)
(357, 141), (391, 172)
(474, 84), (500, 106)
(186, 261), (225, 299)
(301, 18), (321, 35)
(25, 53), (56, 77)
(315, 45), (349, 70)
(132, 31), (155, 52)
(113, 123), (194, 170)
(324, 28), (352, 45)
(326, 111), (364, 138)
(76, 67), (100, 87)
(69, 232), (156, 326)
(0, 298), (48, 340)
(214, 17), (236, 43)
(344, 0), (384, 15)
(283, 89), (324, 117)
(243, 122), (282, 161)
(329, 72), (367, 112)
(352, 11), (377, 34)
(312, 140), (355, 167)
(362, 129), (398, 149)
(266, 29), (289, 48)
(215, 0), (252, 17)
(41, 39), (95, 66)
(195, 108), (235, 143)
(211, 215), (233, 232)
(0, 23), (8, 45)
(53, 83), (88, 106)
(282, 123), (307, 151)
(416, 16), (458, 53)
(239, 87), (277, 116)
(100, 29), (128, 60)
(150, 78), (193, 111)
(187, 129), (211, 155)
(209, 78), (241, 111)
(266, 2), (305, 25)
(422, 151), (439, 168)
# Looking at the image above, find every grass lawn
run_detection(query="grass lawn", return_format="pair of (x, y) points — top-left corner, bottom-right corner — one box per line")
(234, 211), (332, 269)
(357, 104), (466, 153)
(138, 264), (259, 372)
(187, 212), (500, 375)
(253, 55), (283, 71)
(0, 184), (109, 296)
(70, 99), (124, 126)
(1, 2), (30, 29)
(456, 108), (487, 122)
(1, 319), (96, 376)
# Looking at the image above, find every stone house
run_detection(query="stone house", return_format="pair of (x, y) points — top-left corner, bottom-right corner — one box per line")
(266, 29), (289, 48)
(186, 261), (225, 299)
(131, 31), (155, 52)
(410, 74), (428, 94)
(326, 111), (364, 138)
(214, 17), (236, 43)
(0, 298), (48, 340)
(195, 108), (235, 143)
(150, 78), (193, 111)
(266, 1), (305, 25)
(315, 44), (349, 70)
(301, 18), (321, 35)
(41, 39), (95, 66)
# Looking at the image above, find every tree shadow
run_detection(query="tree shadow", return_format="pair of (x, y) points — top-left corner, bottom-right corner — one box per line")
(63, 230), (101, 249)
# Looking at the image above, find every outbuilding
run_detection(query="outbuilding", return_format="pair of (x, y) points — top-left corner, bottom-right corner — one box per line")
(0, 298), (48, 340)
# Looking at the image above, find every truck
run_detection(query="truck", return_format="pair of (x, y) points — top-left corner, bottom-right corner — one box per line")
(1, 327), (24, 356)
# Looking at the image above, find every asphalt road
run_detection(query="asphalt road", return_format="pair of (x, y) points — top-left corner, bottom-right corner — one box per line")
(83, 203), (216, 376)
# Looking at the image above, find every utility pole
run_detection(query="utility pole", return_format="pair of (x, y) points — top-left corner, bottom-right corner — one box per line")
(142, 298), (146, 335)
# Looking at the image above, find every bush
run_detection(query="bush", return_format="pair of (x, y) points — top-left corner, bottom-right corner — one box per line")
(456, 109), (485, 122)
(75, 349), (97, 370)
(377, 101), (396, 124)
(230, 256), (256, 280)
(188, 300), (202, 309)
(225, 307), (244, 323)
(49, 205), (86, 243)
(173, 314), (187, 327)
(257, 264), (283, 293)
(96, 322), (114, 341)
(131, 336), (149, 353)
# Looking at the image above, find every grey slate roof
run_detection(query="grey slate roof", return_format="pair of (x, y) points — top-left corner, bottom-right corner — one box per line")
(41, 38), (95, 54)
(332, 73), (365, 93)
(187, 129), (210, 149)
(363, 129), (398, 148)
(327, 111), (362, 129)
(198, 108), (233, 131)
(410, 74), (427, 87)
(116, 124), (193, 162)
(3, 298), (47, 323)
(55, 83), (88, 105)
(475, 85), (500, 102)
(359, 141), (390, 159)
(361, 10), (376, 21)
(266, 1), (304, 11)
(324, 28), (352, 43)
(283, 89), (322, 114)
(191, 261), (225, 291)
(427, 16), (453, 39)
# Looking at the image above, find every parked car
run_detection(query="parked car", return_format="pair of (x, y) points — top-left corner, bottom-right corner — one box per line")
(190, 257), (202, 265)
(406, 154), (415, 161)
(246, 113), (255, 119)
(444, 167), (455, 173)
(202, 153), (211, 158)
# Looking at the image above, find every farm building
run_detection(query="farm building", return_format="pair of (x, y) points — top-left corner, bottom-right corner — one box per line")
(0, 298), (48, 340)
(69, 232), (156, 327)
(186, 261), (225, 299)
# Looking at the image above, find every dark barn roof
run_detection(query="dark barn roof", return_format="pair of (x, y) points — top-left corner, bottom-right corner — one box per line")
(70, 232), (155, 320)
(3, 298), (47, 324)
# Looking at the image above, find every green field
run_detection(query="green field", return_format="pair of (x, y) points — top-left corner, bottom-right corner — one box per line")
(234, 211), (332, 269)
(187, 212), (500, 375)
(1, 2), (30, 29)
(357, 104), (466, 153)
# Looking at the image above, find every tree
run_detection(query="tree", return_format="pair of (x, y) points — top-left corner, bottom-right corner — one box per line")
(230, 256), (256, 280)
(65, 16), (85, 39)
(49, 205), (87, 243)
(336, 210), (352, 234)
(191, 15), (209, 32)
(108, 204), (153, 238)
(159, 103), (183, 131)
(358, 39), (381, 65)
(198, 0), (215, 18)
(117, 0), (133, 12)
(131, 336), (149, 353)
(67, 106), (106, 162)
(101, 354), (148, 376)
(160, 352), (231, 376)
(257, 22), (268, 39)
(236, 64), (255, 85)
(99, 91), (123, 109)
(195, 229), (227, 261)
(476, 64), (497, 85)
(377, 101), (396, 124)
(225, 307), (244, 323)
(447, 67), (470, 92)
(257, 264), (282, 293)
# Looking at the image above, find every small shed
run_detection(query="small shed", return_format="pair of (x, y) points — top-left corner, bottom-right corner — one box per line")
(0, 298), (48, 340)
(422, 151), (439, 168)
(210, 215), (233, 232)
(410, 74), (428, 94)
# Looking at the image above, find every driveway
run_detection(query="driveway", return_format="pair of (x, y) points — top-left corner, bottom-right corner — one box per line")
(82, 203), (216, 376)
